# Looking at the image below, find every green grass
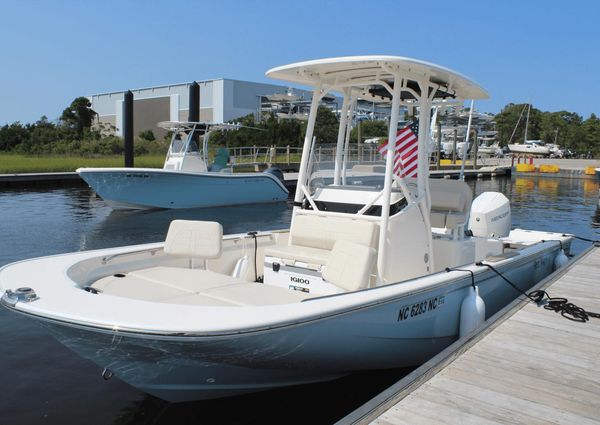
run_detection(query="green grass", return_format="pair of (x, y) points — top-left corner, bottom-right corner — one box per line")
(0, 154), (165, 173)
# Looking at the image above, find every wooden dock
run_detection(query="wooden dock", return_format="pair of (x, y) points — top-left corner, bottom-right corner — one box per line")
(339, 246), (600, 425)
(0, 166), (510, 189)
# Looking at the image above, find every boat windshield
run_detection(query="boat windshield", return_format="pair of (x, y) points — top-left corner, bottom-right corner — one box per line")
(170, 134), (187, 153)
(169, 130), (203, 155)
(307, 141), (386, 194)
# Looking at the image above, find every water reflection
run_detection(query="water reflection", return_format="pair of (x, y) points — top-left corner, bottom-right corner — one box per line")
(112, 368), (411, 425)
(583, 179), (600, 197)
(1, 177), (600, 425)
(82, 202), (291, 251)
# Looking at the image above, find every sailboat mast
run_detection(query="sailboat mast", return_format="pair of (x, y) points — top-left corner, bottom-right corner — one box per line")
(523, 103), (530, 144)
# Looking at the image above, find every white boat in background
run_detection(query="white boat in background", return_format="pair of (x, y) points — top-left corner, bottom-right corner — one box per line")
(507, 103), (550, 156)
(77, 121), (289, 209)
(0, 56), (572, 402)
(477, 143), (500, 155)
(508, 139), (550, 155)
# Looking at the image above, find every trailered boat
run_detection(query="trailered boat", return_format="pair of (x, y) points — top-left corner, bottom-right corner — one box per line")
(77, 121), (289, 209)
(0, 56), (572, 402)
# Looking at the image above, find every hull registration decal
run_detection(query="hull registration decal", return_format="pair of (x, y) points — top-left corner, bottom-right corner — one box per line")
(397, 295), (445, 321)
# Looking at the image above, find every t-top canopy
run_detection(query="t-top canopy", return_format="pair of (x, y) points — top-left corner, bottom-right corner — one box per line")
(157, 121), (241, 132)
(266, 55), (489, 102)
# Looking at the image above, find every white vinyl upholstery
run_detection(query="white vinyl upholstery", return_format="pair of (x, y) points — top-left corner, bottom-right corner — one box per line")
(428, 180), (472, 230)
(322, 240), (376, 292)
(264, 244), (331, 266)
(92, 266), (311, 305)
(264, 214), (378, 267)
(290, 214), (378, 250)
(164, 220), (223, 259)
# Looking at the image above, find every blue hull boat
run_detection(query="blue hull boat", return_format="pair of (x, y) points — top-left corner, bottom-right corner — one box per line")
(78, 167), (288, 209)
(77, 121), (289, 209)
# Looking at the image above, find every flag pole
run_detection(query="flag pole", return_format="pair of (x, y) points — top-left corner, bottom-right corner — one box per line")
(459, 100), (475, 181)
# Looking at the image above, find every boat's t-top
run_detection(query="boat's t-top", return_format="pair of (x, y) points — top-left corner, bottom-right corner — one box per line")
(158, 121), (241, 173)
(266, 56), (489, 284)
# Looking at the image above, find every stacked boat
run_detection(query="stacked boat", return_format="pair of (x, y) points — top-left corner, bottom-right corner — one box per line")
(0, 56), (572, 402)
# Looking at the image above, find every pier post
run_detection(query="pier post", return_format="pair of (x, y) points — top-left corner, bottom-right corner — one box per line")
(188, 81), (200, 122)
(473, 128), (478, 169)
(437, 121), (442, 170)
(123, 90), (134, 168)
(452, 128), (457, 164)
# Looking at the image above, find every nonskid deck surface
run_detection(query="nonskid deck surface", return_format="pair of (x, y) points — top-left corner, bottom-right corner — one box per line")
(92, 266), (311, 306)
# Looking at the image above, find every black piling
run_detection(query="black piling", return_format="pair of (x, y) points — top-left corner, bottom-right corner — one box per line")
(123, 90), (134, 167)
(188, 81), (200, 122)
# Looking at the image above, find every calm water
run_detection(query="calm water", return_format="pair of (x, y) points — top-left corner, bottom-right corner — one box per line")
(0, 176), (599, 425)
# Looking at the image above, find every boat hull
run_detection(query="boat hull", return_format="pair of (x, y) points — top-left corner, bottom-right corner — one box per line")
(507, 144), (550, 155)
(34, 246), (557, 402)
(77, 168), (289, 209)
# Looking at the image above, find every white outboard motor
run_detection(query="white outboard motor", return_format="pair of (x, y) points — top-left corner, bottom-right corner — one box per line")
(468, 192), (511, 238)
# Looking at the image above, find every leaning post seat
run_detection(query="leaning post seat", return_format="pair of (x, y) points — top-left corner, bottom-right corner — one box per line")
(428, 179), (473, 236)
(164, 220), (223, 268)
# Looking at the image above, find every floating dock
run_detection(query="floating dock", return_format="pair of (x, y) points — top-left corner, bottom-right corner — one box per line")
(513, 158), (600, 180)
(0, 166), (510, 190)
(0, 172), (84, 187)
(339, 245), (600, 425)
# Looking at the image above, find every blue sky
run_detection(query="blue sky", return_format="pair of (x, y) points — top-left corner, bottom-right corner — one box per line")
(1, 0), (599, 124)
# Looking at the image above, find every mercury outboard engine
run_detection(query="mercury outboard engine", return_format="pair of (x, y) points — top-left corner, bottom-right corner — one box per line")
(263, 167), (285, 183)
(468, 192), (511, 238)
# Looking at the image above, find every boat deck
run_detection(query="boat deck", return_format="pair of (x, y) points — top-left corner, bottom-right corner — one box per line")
(339, 245), (600, 424)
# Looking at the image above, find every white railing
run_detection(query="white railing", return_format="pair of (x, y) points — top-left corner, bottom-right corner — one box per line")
(207, 144), (511, 167)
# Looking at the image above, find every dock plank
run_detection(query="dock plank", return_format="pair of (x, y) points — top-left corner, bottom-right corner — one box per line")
(348, 246), (600, 425)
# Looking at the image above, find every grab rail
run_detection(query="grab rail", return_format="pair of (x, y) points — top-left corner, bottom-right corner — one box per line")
(101, 248), (162, 264)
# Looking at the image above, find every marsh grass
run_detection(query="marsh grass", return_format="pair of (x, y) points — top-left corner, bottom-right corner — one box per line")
(0, 154), (165, 173)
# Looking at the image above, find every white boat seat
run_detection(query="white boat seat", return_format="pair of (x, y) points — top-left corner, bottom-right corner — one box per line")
(322, 240), (376, 292)
(91, 266), (311, 305)
(428, 179), (472, 230)
(201, 283), (311, 305)
(92, 267), (245, 298)
(290, 214), (378, 250)
(430, 211), (467, 229)
(264, 245), (331, 266)
(264, 214), (378, 268)
(164, 220), (223, 265)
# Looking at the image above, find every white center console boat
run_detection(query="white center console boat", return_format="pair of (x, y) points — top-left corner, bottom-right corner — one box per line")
(77, 121), (289, 209)
(0, 56), (572, 402)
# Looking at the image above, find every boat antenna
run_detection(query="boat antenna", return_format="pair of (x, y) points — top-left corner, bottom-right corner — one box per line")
(459, 100), (475, 181)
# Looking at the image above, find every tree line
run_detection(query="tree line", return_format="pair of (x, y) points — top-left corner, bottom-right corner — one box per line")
(0, 97), (168, 156)
(1, 97), (599, 157)
(495, 103), (600, 155)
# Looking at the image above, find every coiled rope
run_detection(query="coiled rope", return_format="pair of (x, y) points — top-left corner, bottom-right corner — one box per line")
(476, 261), (600, 323)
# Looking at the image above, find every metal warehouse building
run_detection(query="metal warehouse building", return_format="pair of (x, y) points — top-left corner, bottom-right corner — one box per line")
(88, 79), (316, 138)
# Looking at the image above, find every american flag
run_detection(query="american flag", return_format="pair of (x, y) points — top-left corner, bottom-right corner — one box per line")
(377, 122), (419, 177)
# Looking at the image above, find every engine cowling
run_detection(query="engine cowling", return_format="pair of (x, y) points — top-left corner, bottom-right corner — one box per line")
(468, 192), (511, 238)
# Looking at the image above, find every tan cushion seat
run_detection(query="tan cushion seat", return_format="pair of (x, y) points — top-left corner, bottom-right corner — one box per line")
(264, 245), (331, 265)
(290, 214), (378, 250)
(322, 240), (376, 292)
(92, 267), (246, 301)
(430, 211), (447, 228)
(164, 220), (223, 259)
